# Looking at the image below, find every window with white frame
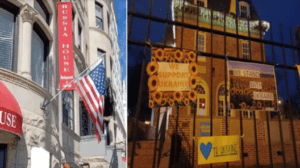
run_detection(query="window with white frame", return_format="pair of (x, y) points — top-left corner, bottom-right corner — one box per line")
(242, 110), (254, 118)
(242, 42), (250, 59)
(195, 0), (207, 7)
(62, 91), (74, 130)
(240, 5), (247, 18)
(218, 85), (231, 117)
(197, 33), (205, 52)
(197, 0), (204, 7)
(95, 3), (103, 30)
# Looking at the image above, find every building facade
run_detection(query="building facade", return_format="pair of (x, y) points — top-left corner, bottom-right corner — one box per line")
(0, 0), (125, 167)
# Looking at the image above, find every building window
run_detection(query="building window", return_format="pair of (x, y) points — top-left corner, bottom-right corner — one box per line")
(218, 85), (230, 116)
(31, 24), (49, 88)
(72, 9), (75, 44)
(0, 144), (7, 168)
(34, 0), (49, 24)
(98, 49), (106, 59)
(197, 0), (204, 7)
(193, 84), (206, 116)
(0, 5), (16, 71)
(95, 3), (103, 30)
(107, 12), (110, 30)
(242, 42), (250, 59)
(197, 33), (205, 52)
(242, 110), (254, 118)
(63, 91), (74, 131)
(78, 24), (82, 50)
(80, 100), (95, 136)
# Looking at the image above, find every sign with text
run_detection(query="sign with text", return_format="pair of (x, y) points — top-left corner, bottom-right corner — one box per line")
(199, 120), (210, 136)
(58, 2), (75, 90)
(198, 135), (240, 165)
(157, 62), (190, 91)
(228, 61), (278, 110)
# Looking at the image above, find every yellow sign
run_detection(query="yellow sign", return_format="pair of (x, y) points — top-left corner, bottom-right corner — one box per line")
(157, 62), (190, 91)
(198, 135), (240, 165)
(297, 65), (300, 78)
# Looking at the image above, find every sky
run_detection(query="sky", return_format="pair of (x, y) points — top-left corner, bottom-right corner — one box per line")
(115, 0), (127, 82)
(128, 0), (300, 119)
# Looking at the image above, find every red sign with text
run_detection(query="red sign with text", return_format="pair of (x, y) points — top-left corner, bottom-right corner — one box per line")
(58, 2), (75, 90)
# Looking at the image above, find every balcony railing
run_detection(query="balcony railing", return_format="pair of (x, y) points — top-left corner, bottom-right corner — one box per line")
(173, 0), (270, 36)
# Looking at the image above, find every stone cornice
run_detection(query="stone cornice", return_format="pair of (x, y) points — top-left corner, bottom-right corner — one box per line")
(20, 4), (38, 24)
(80, 134), (107, 142)
(61, 123), (81, 142)
(0, 68), (58, 108)
(89, 27), (113, 47)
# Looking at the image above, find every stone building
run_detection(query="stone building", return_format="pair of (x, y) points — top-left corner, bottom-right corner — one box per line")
(0, 0), (126, 167)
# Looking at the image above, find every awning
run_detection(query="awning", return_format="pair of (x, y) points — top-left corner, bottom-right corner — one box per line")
(0, 81), (22, 137)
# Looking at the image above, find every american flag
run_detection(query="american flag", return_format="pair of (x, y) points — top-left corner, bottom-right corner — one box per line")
(75, 59), (105, 142)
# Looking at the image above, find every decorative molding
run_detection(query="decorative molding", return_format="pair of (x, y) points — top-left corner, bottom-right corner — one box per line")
(20, 4), (38, 24)
(89, 27), (113, 47)
(0, 68), (58, 108)
(80, 134), (107, 142)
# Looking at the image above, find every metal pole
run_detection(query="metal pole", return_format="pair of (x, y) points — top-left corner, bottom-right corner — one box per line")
(280, 24), (299, 168)
(266, 111), (274, 168)
(239, 110), (245, 168)
(259, 20), (264, 62)
(223, 10), (229, 168)
(253, 110), (259, 167)
(210, 6), (214, 168)
(236, 14), (239, 59)
(173, 106), (180, 167)
(152, 107), (161, 168)
(278, 106), (287, 167)
(129, 0), (153, 166)
(247, 18), (252, 60)
(192, 103), (196, 168)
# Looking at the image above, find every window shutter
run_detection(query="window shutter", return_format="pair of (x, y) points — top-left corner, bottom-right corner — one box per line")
(0, 7), (14, 70)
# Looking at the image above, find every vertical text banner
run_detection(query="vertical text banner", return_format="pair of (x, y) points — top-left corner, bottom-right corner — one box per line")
(198, 135), (240, 165)
(58, 2), (75, 90)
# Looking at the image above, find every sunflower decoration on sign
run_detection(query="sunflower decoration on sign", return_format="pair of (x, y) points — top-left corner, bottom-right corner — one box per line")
(148, 47), (198, 107)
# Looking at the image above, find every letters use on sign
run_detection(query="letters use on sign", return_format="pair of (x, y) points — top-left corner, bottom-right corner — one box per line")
(58, 2), (75, 90)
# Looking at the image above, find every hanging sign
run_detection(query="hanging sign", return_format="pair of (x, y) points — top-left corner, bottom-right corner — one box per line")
(228, 61), (278, 110)
(147, 48), (198, 108)
(198, 135), (240, 165)
(58, 2), (75, 90)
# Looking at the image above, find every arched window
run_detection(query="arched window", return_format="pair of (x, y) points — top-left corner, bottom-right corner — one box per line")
(218, 85), (230, 116)
(195, 84), (206, 116)
(0, 3), (18, 71)
(31, 23), (49, 88)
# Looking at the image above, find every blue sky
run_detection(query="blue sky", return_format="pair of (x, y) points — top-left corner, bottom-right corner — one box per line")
(115, 0), (127, 82)
(128, 0), (300, 119)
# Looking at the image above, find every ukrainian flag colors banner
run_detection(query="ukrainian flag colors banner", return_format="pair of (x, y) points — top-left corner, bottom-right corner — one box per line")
(198, 135), (240, 165)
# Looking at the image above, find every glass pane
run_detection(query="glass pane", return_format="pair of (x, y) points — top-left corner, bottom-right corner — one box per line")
(31, 31), (45, 87)
(96, 17), (103, 29)
(0, 7), (14, 70)
(95, 4), (102, 19)
(34, 1), (47, 23)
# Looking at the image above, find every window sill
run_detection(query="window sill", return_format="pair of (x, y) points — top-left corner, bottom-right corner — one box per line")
(61, 123), (81, 142)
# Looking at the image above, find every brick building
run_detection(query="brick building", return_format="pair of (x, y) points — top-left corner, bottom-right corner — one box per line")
(129, 0), (300, 168)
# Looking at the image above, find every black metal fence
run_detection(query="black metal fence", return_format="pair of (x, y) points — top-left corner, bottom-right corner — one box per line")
(128, 0), (300, 167)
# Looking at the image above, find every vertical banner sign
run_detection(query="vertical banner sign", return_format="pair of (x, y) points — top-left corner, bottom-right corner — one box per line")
(228, 61), (278, 111)
(58, 2), (75, 90)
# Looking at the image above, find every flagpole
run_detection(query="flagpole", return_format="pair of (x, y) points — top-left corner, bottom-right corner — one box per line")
(41, 53), (105, 110)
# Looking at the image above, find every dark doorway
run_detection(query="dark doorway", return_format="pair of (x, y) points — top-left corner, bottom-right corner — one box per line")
(0, 144), (7, 168)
